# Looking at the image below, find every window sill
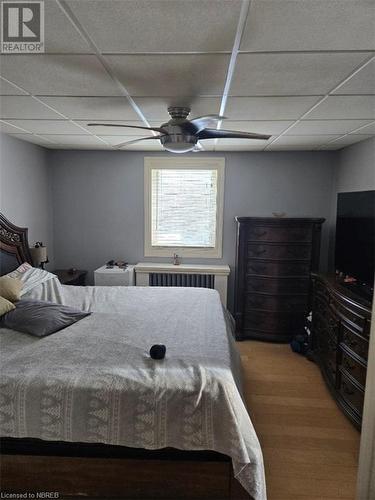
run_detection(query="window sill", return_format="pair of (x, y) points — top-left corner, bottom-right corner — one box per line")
(144, 246), (222, 259)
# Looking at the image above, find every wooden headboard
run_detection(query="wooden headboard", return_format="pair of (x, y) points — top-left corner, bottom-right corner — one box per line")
(0, 213), (33, 275)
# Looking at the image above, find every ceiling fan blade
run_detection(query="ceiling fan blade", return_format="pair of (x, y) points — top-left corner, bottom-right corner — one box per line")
(197, 128), (271, 141)
(189, 115), (227, 131)
(115, 135), (166, 149)
(87, 123), (168, 134)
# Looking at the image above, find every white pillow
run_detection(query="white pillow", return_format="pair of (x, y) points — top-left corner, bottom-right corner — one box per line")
(6, 262), (33, 280)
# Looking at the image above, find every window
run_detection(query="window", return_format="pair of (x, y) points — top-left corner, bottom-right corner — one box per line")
(144, 157), (225, 258)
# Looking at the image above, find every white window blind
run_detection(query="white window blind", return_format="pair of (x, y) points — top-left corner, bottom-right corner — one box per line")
(151, 168), (218, 247)
(144, 157), (225, 258)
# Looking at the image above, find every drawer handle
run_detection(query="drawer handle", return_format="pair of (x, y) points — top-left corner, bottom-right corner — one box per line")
(287, 248), (307, 257)
(252, 230), (267, 238)
(342, 382), (355, 396)
(249, 265), (266, 273)
(251, 249), (266, 256)
(344, 359), (356, 372)
(248, 299), (263, 308)
(248, 283), (261, 291)
(328, 339), (336, 350)
(291, 232), (303, 240)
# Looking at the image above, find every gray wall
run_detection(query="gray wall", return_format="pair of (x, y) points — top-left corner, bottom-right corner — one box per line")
(49, 150), (336, 310)
(2, 132), (372, 309)
(0, 133), (54, 267)
(336, 137), (375, 193)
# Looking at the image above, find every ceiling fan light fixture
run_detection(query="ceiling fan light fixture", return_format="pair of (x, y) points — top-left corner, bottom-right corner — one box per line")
(88, 106), (270, 152)
(160, 133), (197, 153)
(162, 142), (197, 153)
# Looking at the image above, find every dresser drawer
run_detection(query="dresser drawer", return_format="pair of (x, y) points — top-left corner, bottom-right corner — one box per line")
(339, 349), (367, 389)
(313, 294), (329, 318)
(247, 243), (311, 261)
(341, 324), (369, 362)
(317, 330), (338, 386)
(313, 306), (339, 341)
(243, 310), (304, 333)
(245, 276), (309, 294)
(246, 260), (311, 277)
(314, 279), (331, 302)
(247, 225), (312, 243)
(245, 293), (308, 312)
(331, 298), (367, 333)
(339, 371), (364, 417)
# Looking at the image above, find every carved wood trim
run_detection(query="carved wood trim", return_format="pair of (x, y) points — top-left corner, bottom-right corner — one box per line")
(0, 212), (33, 265)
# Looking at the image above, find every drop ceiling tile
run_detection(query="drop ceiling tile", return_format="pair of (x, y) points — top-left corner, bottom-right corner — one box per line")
(222, 121), (293, 135)
(198, 138), (267, 151)
(268, 144), (323, 151)
(0, 120), (31, 133)
(0, 96), (64, 119)
(76, 120), (154, 136)
(66, 0), (242, 52)
(0, 78), (27, 95)
(231, 53), (371, 96)
(133, 97), (222, 121)
(5, 119), (89, 134)
(0, 55), (122, 96)
(44, 0), (90, 53)
(269, 135), (341, 150)
(307, 96), (375, 120)
(106, 54), (229, 96)
(38, 97), (140, 120)
(287, 120), (374, 135)
(37, 134), (105, 146)
(46, 144), (112, 150)
(333, 59), (375, 95)
(96, 135), (159, 147)
(241, 0), (375, 51)
(122, 143), (164, 151)
(6, 133), (55, 146)
(321, 134), (374, 150)
(225, 96), (321, 120)
(351, 121), (375, 134)
(214, 138), (273, 151)
(198, 139), (216, 151)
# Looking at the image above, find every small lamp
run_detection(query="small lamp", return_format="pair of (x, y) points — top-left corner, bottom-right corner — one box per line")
(30, 242), (48, 269)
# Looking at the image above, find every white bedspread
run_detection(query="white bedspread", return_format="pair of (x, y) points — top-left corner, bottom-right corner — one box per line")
(0, 285), (266, 499)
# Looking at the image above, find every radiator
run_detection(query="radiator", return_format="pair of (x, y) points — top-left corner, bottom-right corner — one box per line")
(135, 263), (230, 306)
(149, 272), (215, 289)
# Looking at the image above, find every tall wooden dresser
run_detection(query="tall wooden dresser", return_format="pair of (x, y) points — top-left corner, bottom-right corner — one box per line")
(234, 217), (325, 342)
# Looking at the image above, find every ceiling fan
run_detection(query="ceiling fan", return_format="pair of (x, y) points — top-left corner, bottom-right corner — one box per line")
(88, 106), (271, 153)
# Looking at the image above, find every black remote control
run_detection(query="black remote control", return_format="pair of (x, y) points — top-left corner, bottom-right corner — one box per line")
(150, 344), (166, 360)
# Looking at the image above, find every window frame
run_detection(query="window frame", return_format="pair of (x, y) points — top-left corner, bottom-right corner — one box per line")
(144, 156), (225, 258)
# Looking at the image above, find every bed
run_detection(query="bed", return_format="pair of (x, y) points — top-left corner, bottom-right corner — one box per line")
(0, 213), (266, 500)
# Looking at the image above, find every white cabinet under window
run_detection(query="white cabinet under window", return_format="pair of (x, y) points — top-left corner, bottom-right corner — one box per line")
(94, 265), (135, 286)
(144, 157), (225, 258)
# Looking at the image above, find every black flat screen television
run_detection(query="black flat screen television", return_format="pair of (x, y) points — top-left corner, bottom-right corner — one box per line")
(335, 190), (375, 298)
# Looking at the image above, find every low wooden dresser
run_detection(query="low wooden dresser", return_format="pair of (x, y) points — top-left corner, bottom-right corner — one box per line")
(234, 217), (325, 342)
(311, 274), (372, 429)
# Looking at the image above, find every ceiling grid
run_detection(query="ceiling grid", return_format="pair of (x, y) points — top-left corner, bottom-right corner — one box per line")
(0, 0), (373, 151)
(264, 54), (375, 150)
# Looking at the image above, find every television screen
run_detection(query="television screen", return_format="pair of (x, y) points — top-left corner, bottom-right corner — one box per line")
(335, 190), (375, 287)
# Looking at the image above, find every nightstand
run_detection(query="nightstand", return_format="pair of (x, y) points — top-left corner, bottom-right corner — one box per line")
(94, 265), (135, 286)
(54, 269), (87, 286)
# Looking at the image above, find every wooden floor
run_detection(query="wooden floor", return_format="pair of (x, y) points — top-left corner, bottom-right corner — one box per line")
(237, 341), (360, 500)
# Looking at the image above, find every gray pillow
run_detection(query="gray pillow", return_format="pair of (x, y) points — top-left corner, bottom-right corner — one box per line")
(0, 299), (91, 337)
